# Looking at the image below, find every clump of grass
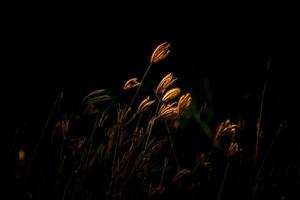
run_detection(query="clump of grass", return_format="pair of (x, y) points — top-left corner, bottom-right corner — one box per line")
(39, 41), (192, 199)
(5, 41), (293, 200)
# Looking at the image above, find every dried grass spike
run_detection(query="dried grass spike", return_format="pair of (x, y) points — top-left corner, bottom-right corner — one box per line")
(98, 112), (108, 127)
(158, 103), (178, 120)
(193, 153), (210, 173)
(172, 169), (191, 184)
(123, 78), (141, 91)
(137, 96), (155, 114)
(227, 142), (239, 158)
(150, 42), (171, 64)
(82, 89), (109, 104)
(85, 95), (111, 105)
(162, 88), (181, 102)
(117, 105), (132, 125)
(155, 73), (177, 95)
(215, 121), (225, 139)
(177, 93), (192, 116)
(215, 119), (238, 139)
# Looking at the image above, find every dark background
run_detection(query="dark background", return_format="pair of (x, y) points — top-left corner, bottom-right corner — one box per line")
(3, 9), (293, 130)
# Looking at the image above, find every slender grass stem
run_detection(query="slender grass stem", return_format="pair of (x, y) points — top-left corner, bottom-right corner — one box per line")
(130, 63), (152, 107)
(217, 161), (230, 200)
(27, 92), (63, 176)
(165, 122), (180, 171)
(254, 55), (272, 161)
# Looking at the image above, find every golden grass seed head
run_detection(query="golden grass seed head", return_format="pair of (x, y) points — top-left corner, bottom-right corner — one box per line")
(155, 73), (177, 95)
(162, 88), (181, 102)
(177, 93), (192, 116)
(123, 78), (141, 91)
(158, 102), (178, 120)
(137, 96), (155, 114)
(150, 42), (171, 64)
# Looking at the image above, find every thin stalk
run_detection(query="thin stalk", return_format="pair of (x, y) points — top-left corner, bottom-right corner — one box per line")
(109, 126), (121, 194)
(252, 122), (286, 198)
(254, 55), (272, 161)
(217, 161), (230, 200)
(130, 63), (152, 107)
(27, 92), (63, 176)
(159, 157), (168, 187)
(83, 112), (101, 171)
(165, 122), (180, 171)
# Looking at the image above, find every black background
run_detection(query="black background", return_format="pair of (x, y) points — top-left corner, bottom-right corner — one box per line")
(2, 4), (295, 148)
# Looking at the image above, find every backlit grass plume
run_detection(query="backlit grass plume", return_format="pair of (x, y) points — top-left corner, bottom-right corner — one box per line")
(150, 41), (171, 64)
